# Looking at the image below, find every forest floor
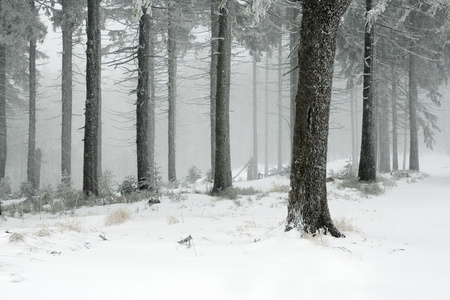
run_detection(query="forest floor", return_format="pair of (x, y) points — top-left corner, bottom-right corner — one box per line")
(1, 153), (449, 300)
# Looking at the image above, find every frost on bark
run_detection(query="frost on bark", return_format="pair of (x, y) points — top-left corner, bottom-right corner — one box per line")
(358, 0), (376, 182)
(83, 0), (101, 196)
(61, 0), (74, 184)
(136, 8), (151, 190)
(211, 0), (232, 194)
(286, 0), (351, 237)
(167, 0), (177, 182)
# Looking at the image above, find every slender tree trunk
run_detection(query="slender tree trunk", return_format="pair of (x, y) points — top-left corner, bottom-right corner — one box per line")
(210, 0), (219, 178)
(358, 0), (376, 182)
(264, 55), (269, 177)
(378, 82), (391, 173)
(251, 51), (258, 180)
(286, 0), (351, 237)
(137, 8), (151, 190)
(27, 6), (37, 189)
(0, 44), (6, 180)
(403, 76), (408, 170)
(61, 0), (73, 184)
(289, 5), (300, 150)
(277, 33), (283, 172)
(349, 77), (358, 168)
(148, 16), (156, 189)
(391, 65), (398, 171)
(35, 148), (41, 190)
(211, 0), (232, 194)
(167, 0), (177, 182)
(83, 0), (101, 196)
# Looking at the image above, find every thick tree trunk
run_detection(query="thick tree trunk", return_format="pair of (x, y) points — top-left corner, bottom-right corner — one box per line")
(277, 33), (283, 172)
(0, 44), (6, 180)
(167, 0), (177, 182)
(210, 0), (219, 177)
(391, 65), (399, 171)
(211, 0), (232, 194)
(61, 0), (73, 184)
(27, 31), (37, 188)
(83, 0), (101, 196)
(358, 0), (376, 182)
(251, 51), (258, 180)
(136, 9), (151, 190)
(286, 0), (350, 237)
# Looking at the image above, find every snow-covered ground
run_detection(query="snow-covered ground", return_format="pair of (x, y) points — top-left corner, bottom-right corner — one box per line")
(1, 154), (449, 300)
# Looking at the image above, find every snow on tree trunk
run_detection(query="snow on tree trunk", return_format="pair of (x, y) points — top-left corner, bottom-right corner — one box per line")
(358, 0), (376, 182)
(286, 0), (351, 237)
(0, 44), (5, 180)
(136, 8), (151, 190)
(167, 0), (177, 183)
(83, 0), (101, 196)
(61, 0), (73, 184)
(212, 0), (232, 194)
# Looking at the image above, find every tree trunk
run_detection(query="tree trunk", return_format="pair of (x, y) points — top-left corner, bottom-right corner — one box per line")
(148, 16), (156, 189)
(61, 0), (73, 184)
(348, 77), (358, 168)
(391, 64), (398, 171)
(137, 8), (151, 190)
(358, 0), (376, 182)
(35, 148), (42, 190)
(277, 32), (283, 172)
(0, 44), (6, 180)
(211, 0), (232, 194)
(210, 0), (219, 178)
(378, 84), (391, 173)
(83, 0), (101, 196)
(286, 0), (351, 237)
(167, 0), (177, 182)
(408, 11), (419, 171)
(289, 5), (300, 150)
(27, 12), (37, 189)
(264, 54), (269, 177)
(251, 51), (258, 180)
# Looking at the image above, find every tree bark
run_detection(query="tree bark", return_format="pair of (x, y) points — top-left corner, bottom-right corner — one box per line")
(378, 84), (391, 173)
(167, 0), (177, 182)
(210, 0), (219, 177)
(289, 5), (300, 151)
(408, 6), (419, 171)
(137, 8), (151, 190)
(358, 0), (376, 182)
(264, 54), (269, 177)
(251, 51), (258, 180)
(211, 0), (232, 194)
(0, 43), (6, 180)
(61, 0), (73, 184)
(286, 0), (351, 237)
(148, 15), (156, 189)
(83, 0), (101, 196)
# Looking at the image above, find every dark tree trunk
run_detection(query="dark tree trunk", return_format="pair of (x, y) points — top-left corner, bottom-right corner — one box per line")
(358, 0), (376, 182)
(286, 0), (351, 237)
(408, 7), (419, 171)
(210, 0), (219, 177)
(167, 0), (177, 182)
(277, 33), (283, 172)
(251, 51), (258, 180)
(83, 0), (101, 196)
(137, 8), (151, 190)
(391, 64), (399, 171)
(35, 148), (42, 190)
(0, 44), (6, 180)
(148, 16), (156, 189)
(264, 55), (269, 177)
(211, 0), (232, 194)
(61, 0), (73, 184)
(27, 11), (37, 189)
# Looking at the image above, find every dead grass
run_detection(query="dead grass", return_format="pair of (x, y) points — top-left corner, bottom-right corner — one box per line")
(167, 215), (180, 224)
(104, 207), (132, 226)
(55, 219), (83, 232)
(9, 232), (25, 243)
(333, 217), (361, 233)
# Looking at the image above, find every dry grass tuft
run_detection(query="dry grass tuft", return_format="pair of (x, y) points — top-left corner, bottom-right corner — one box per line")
(55, 219), (83, 232)
(34, 225), (52, 237)
(9, 232), (25, 243)
(167, 215), (180, 224)
(104, 207), (132, 226)
(333, 217), (361, 233)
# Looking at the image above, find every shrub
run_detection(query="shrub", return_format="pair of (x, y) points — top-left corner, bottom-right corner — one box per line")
(186, 166), (202, 184)
(117, 176), (138, 195)
(0, 177), (12, 199)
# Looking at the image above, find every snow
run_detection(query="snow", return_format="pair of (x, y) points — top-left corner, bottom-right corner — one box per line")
(1, 153), (450, 299)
